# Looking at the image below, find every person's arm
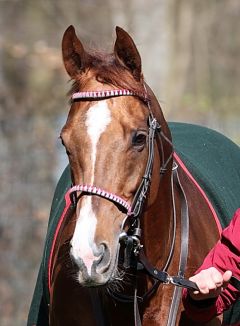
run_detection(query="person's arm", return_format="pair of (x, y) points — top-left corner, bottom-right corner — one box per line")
(182, 208), (240, 323)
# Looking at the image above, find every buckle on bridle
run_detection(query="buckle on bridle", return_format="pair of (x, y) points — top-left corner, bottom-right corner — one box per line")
(119, 227), (143, 269)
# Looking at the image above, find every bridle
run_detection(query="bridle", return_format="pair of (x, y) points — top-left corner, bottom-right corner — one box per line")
(69, 87), (198, 326)
(69, 87), (162, 228)
(70, 86), (171, 225)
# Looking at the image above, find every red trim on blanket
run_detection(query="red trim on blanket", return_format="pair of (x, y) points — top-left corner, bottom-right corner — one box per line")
(48, 189), (72, 293)
(174, 152), (222, 235)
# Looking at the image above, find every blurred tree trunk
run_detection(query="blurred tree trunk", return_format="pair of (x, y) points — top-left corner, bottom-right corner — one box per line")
(166, 0), (240, 142)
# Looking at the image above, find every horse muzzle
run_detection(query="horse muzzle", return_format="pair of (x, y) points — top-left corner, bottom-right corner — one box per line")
(70, 242), (116, 286)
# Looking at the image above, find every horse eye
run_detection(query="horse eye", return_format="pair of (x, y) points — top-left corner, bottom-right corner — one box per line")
(132, 131), (147, 150)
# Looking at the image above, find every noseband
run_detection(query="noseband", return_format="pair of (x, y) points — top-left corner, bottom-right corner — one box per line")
(70, 87), (198, 326)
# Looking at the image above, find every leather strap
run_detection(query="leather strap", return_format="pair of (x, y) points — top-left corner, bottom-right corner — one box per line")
(166, 168), (190, 326)
(131, 117), (160, 219)
(134, 278), (142, 326)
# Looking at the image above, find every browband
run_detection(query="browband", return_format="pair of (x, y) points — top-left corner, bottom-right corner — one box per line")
(72, 89), (149, 102)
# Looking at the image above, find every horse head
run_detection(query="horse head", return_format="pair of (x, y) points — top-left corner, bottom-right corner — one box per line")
(60, 26), (172, 287)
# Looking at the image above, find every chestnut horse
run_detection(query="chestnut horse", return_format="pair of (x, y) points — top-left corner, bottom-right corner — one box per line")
(48, 26), (224, 326)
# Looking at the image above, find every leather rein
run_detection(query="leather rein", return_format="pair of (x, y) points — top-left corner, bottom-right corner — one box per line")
(70, 87), (198, 326)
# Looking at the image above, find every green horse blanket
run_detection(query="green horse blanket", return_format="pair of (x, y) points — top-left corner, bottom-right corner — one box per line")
(27, 122), (240, 326)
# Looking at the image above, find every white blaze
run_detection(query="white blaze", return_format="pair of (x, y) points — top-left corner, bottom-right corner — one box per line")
(70, 101), (111, 275)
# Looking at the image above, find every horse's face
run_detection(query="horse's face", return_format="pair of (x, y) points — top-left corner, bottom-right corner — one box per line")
(61, 26), (150, 286)
(61, 89), (148, 285)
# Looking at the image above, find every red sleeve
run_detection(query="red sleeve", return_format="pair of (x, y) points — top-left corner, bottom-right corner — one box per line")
(182, 208), (240, 323)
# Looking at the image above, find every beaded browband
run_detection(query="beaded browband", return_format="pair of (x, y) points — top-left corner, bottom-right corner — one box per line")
(72, 89), (149, 102)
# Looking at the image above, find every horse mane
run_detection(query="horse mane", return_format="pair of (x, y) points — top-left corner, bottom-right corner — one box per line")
(68, 51), (146, 98)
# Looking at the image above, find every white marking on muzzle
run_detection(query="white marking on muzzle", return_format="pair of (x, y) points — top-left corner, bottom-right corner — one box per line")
(70, 100), (111, 275)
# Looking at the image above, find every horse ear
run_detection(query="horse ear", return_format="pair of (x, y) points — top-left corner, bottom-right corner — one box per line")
(62, 25), (89, 78)
(114, 26), (142, 81)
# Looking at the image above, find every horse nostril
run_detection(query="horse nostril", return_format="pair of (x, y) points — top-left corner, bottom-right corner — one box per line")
(95, 243), (110, 274)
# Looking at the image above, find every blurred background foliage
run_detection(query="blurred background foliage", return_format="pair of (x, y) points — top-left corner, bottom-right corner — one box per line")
(0, 0), (239, 325)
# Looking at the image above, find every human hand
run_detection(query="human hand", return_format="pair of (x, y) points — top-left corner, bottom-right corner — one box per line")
(188, 267), (232, 301)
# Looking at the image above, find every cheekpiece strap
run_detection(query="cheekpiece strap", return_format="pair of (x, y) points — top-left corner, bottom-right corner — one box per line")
(72, 89), (149, 102)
